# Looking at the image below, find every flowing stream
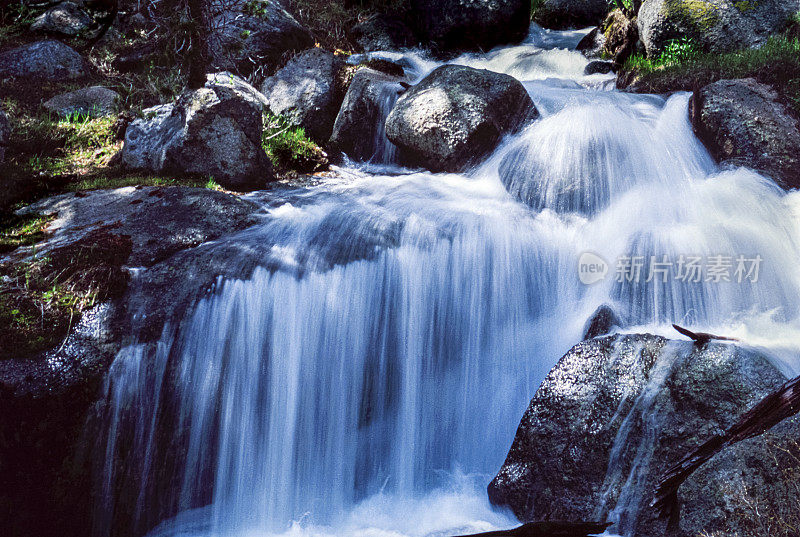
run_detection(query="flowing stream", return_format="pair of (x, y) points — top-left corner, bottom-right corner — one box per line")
(95, 24), (800, 537)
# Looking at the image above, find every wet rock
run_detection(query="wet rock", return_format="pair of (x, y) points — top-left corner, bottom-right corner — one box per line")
(350, 13), (417, 52)
(0, 109), (8, 164)
(209, 0), (314, 76)
(329, 68), (405, 161)
(385, 65), (538, 172)
(584, 60), (615, 75)
(533, 0), (612, 29)
(577, 27), (606, 59)
(0, 185), (262, 537)
(30, 1), (93, 36)
(260, 48), (345, 143)
(14, 186), (262, 268)
(43, 86), (121, 118)
(122, 83), (274, 191)
(410, 0), (530, 52)
(488, 333), (792, 537)
(0, 40), (88, 81)
(690, 78), (800, 190)
(638, 0), (800, 57)
(582, 304), (621, 339)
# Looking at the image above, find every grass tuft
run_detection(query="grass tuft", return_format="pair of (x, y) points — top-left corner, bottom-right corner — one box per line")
(262, 114), (328, 174)
(622, 35), (800, 116)
(0, 226), (132, 359)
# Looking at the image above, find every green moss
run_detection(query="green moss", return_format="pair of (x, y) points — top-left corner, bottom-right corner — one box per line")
(65, 174), (218, 192)
(663, 0), (720, 32)
(734, 0), (757, 12)
(262, 113), (328, 174)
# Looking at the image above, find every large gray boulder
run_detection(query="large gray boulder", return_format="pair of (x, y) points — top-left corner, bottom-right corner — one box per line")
(43, 86), (120, 118)
(638, 0), (800, 57)
(385, 65), (538, 172)
(410, 0), (530, 52)
(122, 82), (274, 191)
(488, 333), (798, 537)
(329, 68), (405, 162)
(534, 0), (612, 29)
(210, 0), (314, 75)
(0, 40), (88, 81)
(0, 109), (8, 164)
(260, 48), (345, 143)
(691, 78), (800, 190)
(30, 1), (93, 36)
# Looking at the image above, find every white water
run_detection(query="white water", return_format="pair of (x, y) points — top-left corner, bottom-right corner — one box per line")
(96, 24), (800, 537)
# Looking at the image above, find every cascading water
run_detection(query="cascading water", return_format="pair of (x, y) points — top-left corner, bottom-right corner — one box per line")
(96, 24), (800, 537)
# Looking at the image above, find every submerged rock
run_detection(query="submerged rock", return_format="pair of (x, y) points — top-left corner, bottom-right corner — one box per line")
(210, 0), (313, 75)
(690, 78), (800, 190)
(30, 1), (93, 36)
(350, 14), (417, 52)
(122, 83), (274, 190)
(488, 333), (796, 537)
(43, 86), (121, 118)
(329, 68), (405, 162)
(385, 65), (538, 172)
(584, 60), (615, 75)
(0, 40), (88, 81)
(534, 0), (612, 29)
(410, 0), (530, 52)
(260, 48), (345, 143)
(638, 0), (800, 57)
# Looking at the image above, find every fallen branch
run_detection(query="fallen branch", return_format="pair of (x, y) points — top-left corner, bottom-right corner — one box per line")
(652, 372), (800, 516)
(672, 324), (737, 346)
(452, 521), (612, 537)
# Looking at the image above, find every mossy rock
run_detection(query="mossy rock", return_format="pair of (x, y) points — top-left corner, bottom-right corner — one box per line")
(638, 0), (799, 57)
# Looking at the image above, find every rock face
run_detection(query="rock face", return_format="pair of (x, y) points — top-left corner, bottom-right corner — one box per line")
(410, 0), (530, 52)
(690, 79), (800, 190)
(350, 14), (417, 52)
(534, 0), (612, 29)
(329, 68), (405, 161)
(210, 0), (314, 75)
(0, 40), (88, 81)
(0, 109), (8, 164)
(385, 65), (538, 172)
(638, 0), (800, 56)
(30, 1), (93, 36)
(122, 81), (274, 191)
(260, 48), (345, 143)
(43, 86), (121, 118)
(0, 186), (262, 537)
(488, 333), (795, 537)
(678, 415), (800, 537)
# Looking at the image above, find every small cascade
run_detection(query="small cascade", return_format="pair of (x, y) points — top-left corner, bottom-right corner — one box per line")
(368, 79), (403, 165)
(93, 22), (800, 537)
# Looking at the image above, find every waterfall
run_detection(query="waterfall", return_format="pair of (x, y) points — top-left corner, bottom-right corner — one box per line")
(95, 25), (800, 537)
